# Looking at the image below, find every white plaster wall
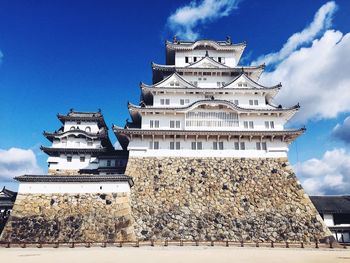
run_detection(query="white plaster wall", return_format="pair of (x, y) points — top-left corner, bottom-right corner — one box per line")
(323, 214), (335, 226)
(18, 181), (130, 194)
(48, 154), (99, 170)
(52, 136), (101, 148)
(175, 50), (237, 67)
(128, 137), (289, 158)
(152, 92), (272, 109)
(141, 111), (285, 131)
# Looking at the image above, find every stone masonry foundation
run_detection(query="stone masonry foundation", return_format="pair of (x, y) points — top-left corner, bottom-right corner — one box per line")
(126, 157), (331, 242)
(0, 192), (135, 242)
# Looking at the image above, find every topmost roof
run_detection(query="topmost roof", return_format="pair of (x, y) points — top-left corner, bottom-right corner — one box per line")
(166, 37), (246, 51)
(310, 195), (350, 214)
(57, 109), (108, 128)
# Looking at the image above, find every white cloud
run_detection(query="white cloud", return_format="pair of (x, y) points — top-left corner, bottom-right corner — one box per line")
(332, 116), (350, 144)
(294, 148), (350, 195)
(252, 1), (350, 123)
(253, 1), (337, 66)
(0, 148), (43, 181)
(167, 0), (240, 40)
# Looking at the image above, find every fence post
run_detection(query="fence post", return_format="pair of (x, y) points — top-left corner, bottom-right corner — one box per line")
(315, 240), (319, 249)
(285, 241), (289, 248)
(211, 240), (214, 247)
(195, 240), (199, 246)
(151, 240), (154, 247)
(54, 242), (59, 248)
(164, 240), (168, 247)
(329, 241), (333, 249)
(135, 240), (139, 247)
(102, 242), (106, 248)
(70, 242), (75, 248)
(86, 242), (90, 248)
(20, 243), (26, 248)
(271, 241), (274, 248)
(37, 242), (42, 248)
(300, 242), (304, 248)
(5, 242), (10, 248)
(256, 241), (259, 247)
(225, 241), (229, 247)
(180, 240), (183, 246)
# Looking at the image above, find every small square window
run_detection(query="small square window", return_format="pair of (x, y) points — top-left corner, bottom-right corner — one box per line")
(213, 141), (218, 150)
(240, 142), (245, 150)
(107, 160), (111, 166)
(234, 142), (239, 150)
(270, 121), (275, 129)
(80, 156), (85, 162)
(170, 141), (174, 150)
(254, 100), (259, 105)
(256, 142), (261, 150)
(67, 156), (72, 162)
(176, 142), (180, 150)
(249, 100), (254, 105)
(262, 142), (267, 151)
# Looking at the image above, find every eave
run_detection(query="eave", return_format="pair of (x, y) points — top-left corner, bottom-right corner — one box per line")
(15, 174), (134, 187)
(113, 126), (305, 143)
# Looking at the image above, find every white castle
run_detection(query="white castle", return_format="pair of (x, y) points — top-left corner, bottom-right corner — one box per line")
(114, 37), (304, 158)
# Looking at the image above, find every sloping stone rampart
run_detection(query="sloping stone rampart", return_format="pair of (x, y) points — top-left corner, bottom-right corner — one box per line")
(126, 157), (331, 242)
(0, 192), (135, 242)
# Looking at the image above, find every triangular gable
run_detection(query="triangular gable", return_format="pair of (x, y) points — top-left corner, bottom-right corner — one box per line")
(186, 56), (229, 69)
(223, 73), (272, 89)
(153, 73), (195, 88)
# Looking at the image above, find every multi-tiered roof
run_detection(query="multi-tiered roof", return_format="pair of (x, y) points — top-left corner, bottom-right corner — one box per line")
(43, 109), (128, 175)
(113, 38), (304, 156)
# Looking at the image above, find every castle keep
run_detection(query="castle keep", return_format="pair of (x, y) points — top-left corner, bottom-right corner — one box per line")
(1, 37), (332, 243)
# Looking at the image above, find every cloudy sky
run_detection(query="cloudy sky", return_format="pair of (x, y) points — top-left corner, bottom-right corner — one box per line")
(1, 0), (350, 195)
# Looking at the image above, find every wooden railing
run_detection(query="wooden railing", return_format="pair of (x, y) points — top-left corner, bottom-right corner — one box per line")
(0, 240), (347, 249)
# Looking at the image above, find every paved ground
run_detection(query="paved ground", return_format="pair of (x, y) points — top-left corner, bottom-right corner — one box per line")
(0, 246), (349, 263)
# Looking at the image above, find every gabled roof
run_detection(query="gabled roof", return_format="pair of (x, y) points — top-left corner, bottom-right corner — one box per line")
(151, 63), (265, 82)
(185, 56), (230, 69)
(310, 196), (350, 214)
(0, 187), (17, 200)
(222, 72), (282, 90)
(57, 110), (108, 129)
(128, 99), (299, 123)
(43, 129), (109, 142)
(166, 39), (246, 51)
(141, 72), (196, 89)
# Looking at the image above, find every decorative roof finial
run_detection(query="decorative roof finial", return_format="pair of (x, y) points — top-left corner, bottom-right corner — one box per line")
(173, 35), (177, 43)
(98, 108), (101, 113)
(205, 50), (209, 57)
(226, 36), (232, 44)
(69, 108), (74, 113)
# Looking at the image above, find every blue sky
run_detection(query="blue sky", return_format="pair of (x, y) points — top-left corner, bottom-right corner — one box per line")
(1, 0), (350, 195)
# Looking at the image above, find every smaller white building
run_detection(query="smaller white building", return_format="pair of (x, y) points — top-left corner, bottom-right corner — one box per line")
(15, 174), (133, 194)
(43, 110), (128, 175)
(311, 196), (350, 243)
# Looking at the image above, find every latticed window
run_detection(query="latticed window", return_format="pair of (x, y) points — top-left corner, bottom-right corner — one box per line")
(185, 111), (239, 128)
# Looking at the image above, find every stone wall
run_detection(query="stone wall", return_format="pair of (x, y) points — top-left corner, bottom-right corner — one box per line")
(126, 157), (331, 242)
(48, 169), (80, 175)
(0, 192), (135, 242)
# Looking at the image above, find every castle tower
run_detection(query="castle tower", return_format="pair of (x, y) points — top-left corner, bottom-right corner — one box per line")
(114, 38), (331, 242)
(43, 110), (128, 175)
(0, 110), (135, 243)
